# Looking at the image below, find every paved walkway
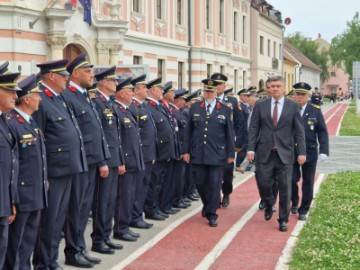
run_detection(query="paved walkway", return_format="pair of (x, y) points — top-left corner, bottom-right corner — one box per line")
(58, 101), (350, 270)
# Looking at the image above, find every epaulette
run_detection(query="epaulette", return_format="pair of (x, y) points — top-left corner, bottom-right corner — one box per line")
(43, 88), (53, 98)
(117, 104), (127, 113)
(219, 100), (232, 109)
(68, 84), (77, 93)
(148, 100), (157, 107)
(311, 104), (321, 109)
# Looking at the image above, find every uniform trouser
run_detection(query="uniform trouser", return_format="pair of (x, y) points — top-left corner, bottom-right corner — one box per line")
(192, 164), (223, 221)
(5, 210), (41, 270)
(183, 163), (196, 197)
(159, 159), (176, 211)
(222, 162), (234, 196)
(172, 159), (186, 205)
(113, 171), (138, 235)
(0, 216), (9, 269)
(235, 147), (248, 167)
(145, 160), (169, 216)
(291, 160), (317, 214)
(33, 175), (72, 269)
(91, 167), (118, 244)
(64, 164), (97, 256)
(132, 162), (153, 223)
(255, 151), (293, 222)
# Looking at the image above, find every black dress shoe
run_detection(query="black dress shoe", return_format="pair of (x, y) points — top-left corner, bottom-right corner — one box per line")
(182, 197), (192, 204)
(258, 200), (266, 210)
(209, 219), (218, 227)
(272, 205), (277, 212)
(264, 208), (273, 221)
(128, 229), (140, 238)
(105, 239), (123, 250)
(50, 263), (63, 270)
(221, 195), (230, 208)
(173, 202), (188, 209)
(163, 208), (179, 215)
(187, 194), (200, 201)
(82, 250), (101, 264)
(157, 210), (169, 218)
(91, 242), (115, 254)
(65, 252), (94, 268)
(298, 214), (307, 220)
(279, 221), (288, 232)
(145, 213), (166, 221)
(114, 233), (137, 242)
(130, 221), (153, 229)
(291, 205), (298, 214)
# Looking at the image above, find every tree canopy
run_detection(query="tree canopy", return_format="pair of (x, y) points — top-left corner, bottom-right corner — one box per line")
(329, 12), (360, 78)
(286, 32), (329, 83)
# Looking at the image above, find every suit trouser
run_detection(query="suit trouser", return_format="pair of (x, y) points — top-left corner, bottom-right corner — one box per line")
(183, 163), (196, 197)
(222, 162), (234, 196)
(6, 210), (41, 270)
(0, 216), (9, 269)
(236, 147), (247, 167)
(64, 164), (96, 256)
(192, 164), (223, 221)
(255, 151), (292, 222)
(113, 171), (138, 235)
(171, 159), (186, 205)
(33, 176), (72, 269)
(145, 160), (169, 216)
(159, 159), (175, 211)
(91, 167), (118, 244)
(291, 160), (317, 214)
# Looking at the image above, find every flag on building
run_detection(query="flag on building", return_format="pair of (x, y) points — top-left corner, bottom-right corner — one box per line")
(79, 0), (92, 26)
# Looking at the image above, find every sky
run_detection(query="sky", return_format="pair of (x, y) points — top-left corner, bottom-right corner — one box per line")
(268, 0), (358, 42)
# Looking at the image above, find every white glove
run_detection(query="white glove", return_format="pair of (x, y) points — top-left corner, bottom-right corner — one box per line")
(319, 153), (328, 162)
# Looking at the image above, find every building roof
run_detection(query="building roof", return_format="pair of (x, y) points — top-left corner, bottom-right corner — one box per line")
(284, 40), (322, 72)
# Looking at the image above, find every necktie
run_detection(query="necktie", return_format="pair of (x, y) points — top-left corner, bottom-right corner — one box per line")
(29, 117), (37, 128)
(273, 101), (278, 127)
(206, 104), (211, 114)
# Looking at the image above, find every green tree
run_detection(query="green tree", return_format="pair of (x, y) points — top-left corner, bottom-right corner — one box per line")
(286, 32), (329, 83)
(329, 12), (360, 78)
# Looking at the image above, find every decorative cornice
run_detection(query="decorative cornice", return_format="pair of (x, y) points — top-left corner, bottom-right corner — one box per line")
(96, 42), (111, 53)
(46, 35), (67, 46)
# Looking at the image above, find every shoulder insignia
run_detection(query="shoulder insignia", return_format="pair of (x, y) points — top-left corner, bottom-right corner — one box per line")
(216, 102), (221, 109)
(15, 114), (25, 124)
(311, 104), (321, 109)
(68, 85), (76, 93)
(43, 88), (53, 98)
(97, 93), (106, 103)
(199, 102), (204, 108)
(219, 100), (232, 109)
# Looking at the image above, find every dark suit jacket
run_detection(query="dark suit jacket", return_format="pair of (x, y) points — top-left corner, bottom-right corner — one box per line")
(92, 91), (124, 168)
(184, 100), (235, 166)
(8, 110), (47, 212)
(62, 84), (110, 166)
(128, 99), (157, 163)
(248, 97), (306, 164)
(0, 115), (18, 217)
(32, 84), (87, 177)
(170, 103), (188, 154)
(145, 99), (176, 161)
(300, 102), (329, 162)
(114, 102), (144, 172)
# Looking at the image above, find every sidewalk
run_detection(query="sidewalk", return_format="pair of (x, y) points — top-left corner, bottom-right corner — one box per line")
(58, 101), (349, 270)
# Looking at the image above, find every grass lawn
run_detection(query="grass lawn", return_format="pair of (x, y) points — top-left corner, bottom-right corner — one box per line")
(339, 100), (360, 136)
(288, 172), (360, 269)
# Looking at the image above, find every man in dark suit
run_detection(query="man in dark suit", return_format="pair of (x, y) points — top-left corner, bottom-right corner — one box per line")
(5, 74), (47, 270)
(113, 77), (145, 242)
(144, 77), (177, 221)
(128, 75), (156, 229)
(310, 87), (323, 106)
(61, 54), (111, 267)
(183, 79), (235, 227)
(32, 59), (88, 270)
(211, 73), (244, 208)
(90, 66), (124, 255)
(247, 76), (306, 232)
(291, 82), (329, 221)
(0, 72), (21, 269)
